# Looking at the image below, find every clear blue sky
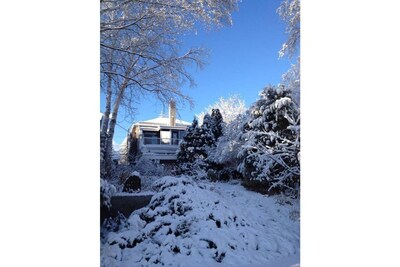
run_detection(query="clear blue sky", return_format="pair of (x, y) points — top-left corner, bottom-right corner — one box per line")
(101, 0), (296, 145)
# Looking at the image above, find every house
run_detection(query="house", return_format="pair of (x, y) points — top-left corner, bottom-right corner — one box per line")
(120, 101), (191, 163)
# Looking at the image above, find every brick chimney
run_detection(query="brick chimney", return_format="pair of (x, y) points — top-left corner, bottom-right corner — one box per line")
(169, 100), (176, 126)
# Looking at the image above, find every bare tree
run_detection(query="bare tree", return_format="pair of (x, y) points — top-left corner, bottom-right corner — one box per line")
(100, 0), (239, 179)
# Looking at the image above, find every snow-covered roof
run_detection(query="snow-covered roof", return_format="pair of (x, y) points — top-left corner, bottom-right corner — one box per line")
(135, 117), (191, 127)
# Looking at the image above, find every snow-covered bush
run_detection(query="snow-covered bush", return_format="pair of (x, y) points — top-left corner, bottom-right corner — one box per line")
(101, 213), (128, 242)
(101, 178), (117, 209)
(238, 85), (300, 196)
(176, 158), (208, 179)
(107, 157), (170, 192)
(132, 157), (169, 177)
(207, 168), (242, 182)
(289, 208), (300, 221)
(101, 176), (299, 266)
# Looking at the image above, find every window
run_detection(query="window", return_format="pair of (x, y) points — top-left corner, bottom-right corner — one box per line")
(179, 130), (186, 139)
(160, 130), (171, 144)
(143, 131), (159, 144)
(171, 130), (179, 145)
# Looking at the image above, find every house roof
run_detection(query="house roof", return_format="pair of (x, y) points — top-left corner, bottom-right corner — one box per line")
(136, 117), (191, 127)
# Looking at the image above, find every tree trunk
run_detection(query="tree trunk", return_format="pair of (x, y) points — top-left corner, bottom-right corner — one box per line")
(101, 75), (113, 136)
(104, 79), (128, 179)
(100, 75), (113, 179)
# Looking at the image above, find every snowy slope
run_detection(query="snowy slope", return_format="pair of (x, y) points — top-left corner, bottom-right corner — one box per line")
(101, 176), (299, 266)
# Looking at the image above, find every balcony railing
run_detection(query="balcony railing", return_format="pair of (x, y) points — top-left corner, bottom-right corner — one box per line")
(142, 137), (182, 145)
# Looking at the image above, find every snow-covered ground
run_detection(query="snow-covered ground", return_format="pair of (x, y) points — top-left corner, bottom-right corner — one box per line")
(101, 176), (300, 266)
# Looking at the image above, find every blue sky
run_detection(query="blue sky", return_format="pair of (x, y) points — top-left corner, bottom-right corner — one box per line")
(101, 0), (297, 145)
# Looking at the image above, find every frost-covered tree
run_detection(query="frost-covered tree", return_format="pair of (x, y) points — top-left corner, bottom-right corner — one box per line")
(100, 178), (117, 209)
(200, 114), (218, 149)
(281, 57), (300, 107)
(197, 94), (246, 125)
(208, 109), (224, 141)
(277, 0), (300, 107)
(205, 110), (250, 181)
(199, 109), (226, 174)
(100, 0), (239, 179)
(199, 109), (227, 159)
(176, 118), (206, 174)
(208, 110), (249, 168)
(238, 85), (300, 196)
(176, 109), (225, 175)
(177, 118), (200, 164)
(200, 96), (248, 172)
(277, 0), (300, 58)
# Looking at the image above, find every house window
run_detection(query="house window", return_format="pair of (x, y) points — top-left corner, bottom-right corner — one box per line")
(169, 130), (186, 145)
(179, 130), (186, 139)
(171, 130), (179, 145)
(143, 131), (159, 144)
(160, 130), (171, 145)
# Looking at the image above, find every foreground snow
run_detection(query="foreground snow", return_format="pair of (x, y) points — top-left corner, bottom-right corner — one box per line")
(101, 176), (299, 266)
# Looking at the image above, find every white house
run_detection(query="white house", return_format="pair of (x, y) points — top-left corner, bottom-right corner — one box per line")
(121, 101), (191, 163)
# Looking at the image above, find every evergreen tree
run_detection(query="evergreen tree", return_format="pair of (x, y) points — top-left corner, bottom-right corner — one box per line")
(176, 118), (205, 174)
(210, 108), (224, 140)
(176, 109), (225, 175)
(200, 109), (224, 149)
(199, 114), (216, 149)
(202, 110), (224, 172)
(177, 117), (199, 164)
(238, 85), (300, 196)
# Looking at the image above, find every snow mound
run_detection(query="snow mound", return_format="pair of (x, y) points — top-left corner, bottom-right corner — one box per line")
(131, 171), (140, 177)
(101, 176), (299, 266)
